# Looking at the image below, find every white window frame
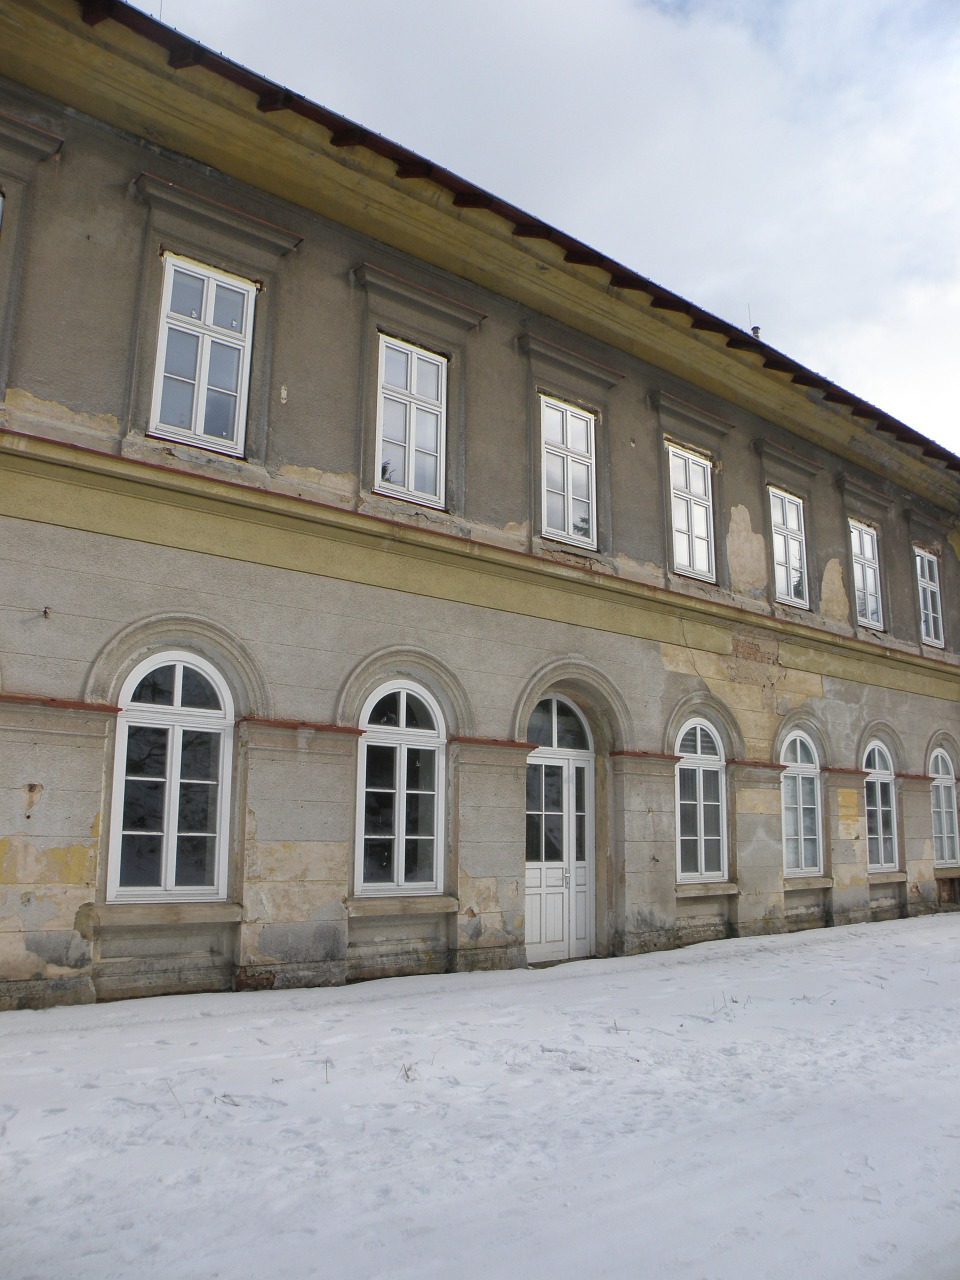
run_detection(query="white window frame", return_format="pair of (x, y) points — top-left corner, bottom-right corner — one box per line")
(864, 741), (897, 870)
(107, 651), (234, 903)
(930, 749), (959, 867)
(354, 681), (446, 896)
(769, 487), (809, 608)
(849, 519), (883, 630)
(668, 444), (715, 581)
(539, 394), (598, 549)
(780, 732), (822, 876)
(675, 719), (727, 882)
(375, 334), (447, 508)
(149, 253), (257, 457)
(914, 547), (944, 648)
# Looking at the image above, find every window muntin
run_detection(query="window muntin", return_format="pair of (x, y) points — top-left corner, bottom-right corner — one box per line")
(914, 548), (944, 647)
(770, 488), (809, 607)
(864, 742), (897, 870)
(107, 653), (234, 902)
(375, 335), (447, 507)
(849, 519), (883, 629)
(540, 396), (597, 548)
(149, 254), (256, 457)
(780, 733), (822, 875)
(676, 720), (727, 881)
(930, 749), (959, 866)
(356, 682), (445, 894)
(669, 445), (714, 580)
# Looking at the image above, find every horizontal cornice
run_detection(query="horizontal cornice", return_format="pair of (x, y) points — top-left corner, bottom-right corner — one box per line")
(3, 428), (959, 704)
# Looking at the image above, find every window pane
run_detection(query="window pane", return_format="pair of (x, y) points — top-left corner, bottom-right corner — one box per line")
(543, 764), (563, 812)
(526, 812), (542, 861)
(212, 283), (245, 333)
(119, 834), (162, 887)
(414, 450), (438, 496)
(364, 839), (393, 883)
(404, 694), (435, 731)
(545, 451), (565, 492)
(703, 802), (721, 839)
(170, 269), (204, 319)
(175, 835), (216, 886)
(159, 375), (195, 431)
(703, 837), (722, 874)
(527, 700), (553, 747)
(384, 344), (409, 389)
(689, 460), (708, 497)
(379, 439), (406, 486)
(415, 407), (439, 453)
(364, 790), (395, 836)
(576, 814), (586, 862)
(572, 499), (591, 539)
(125, 725), (168, 776)
(406, 747), (436, 790)
(568, 414), (589, 454)
(404, 838), (434, 882)
(526, 764), (542, 810)
(365, 742), (396, 788)
(702, 769), (721, 803)
(785, 837), (800, 870)
(178, 781), (217, 834)
(382, 397), (408, 443)
(164, 328), (199, 380)
(680, 837), (699, 875)
(557, 702), (588, 750)
(672, 495), (690, 534)
(679, 800), (698, 837)
(208, 342), (240, 393)
(670, 452), (687, 491)
(405, 793), (435, 837)
(543, 813), (563, 861)
(542, 404), (564, 444)
(802, 838), (819, 869)
(181, 669), (221, 711)
(678, 768), (697, 803)
(203, 388), (237, 440)
(122, 779), (165, 832)
(180, 731), (220, 782)
(415, 357), (440, 402)
(132, 665), (175, 705)
(546, 490), (565, 531)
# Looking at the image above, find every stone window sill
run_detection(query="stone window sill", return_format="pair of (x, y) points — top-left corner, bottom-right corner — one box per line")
(784, 875), (834, 891)
(934, 866), (960, 879)
(346, 894), (459, 918)
(675, 881), (738, 899)
(76, 901), (243, 934)
(867, 871), (907, 885)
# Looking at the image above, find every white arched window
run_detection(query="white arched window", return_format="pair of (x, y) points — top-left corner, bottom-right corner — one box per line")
(355, 682), (445, 894)
(676, 720), (727, 881)
(107, 652), (234, 901)
(781, 733), (822, 876)
(864, 742), (897, 870)
(930, 749), (959, 867)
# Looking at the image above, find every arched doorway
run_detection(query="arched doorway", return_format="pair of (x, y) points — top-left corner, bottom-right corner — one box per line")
(525, 695), (595, 963)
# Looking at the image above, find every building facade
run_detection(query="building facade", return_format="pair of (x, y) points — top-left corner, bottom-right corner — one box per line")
(2, 0), (959, 1008)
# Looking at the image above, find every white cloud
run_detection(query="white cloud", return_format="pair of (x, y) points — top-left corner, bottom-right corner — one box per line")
(139, 0), (960, 451)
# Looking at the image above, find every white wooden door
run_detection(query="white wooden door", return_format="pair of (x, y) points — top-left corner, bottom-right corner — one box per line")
(525, 754), (593, 963)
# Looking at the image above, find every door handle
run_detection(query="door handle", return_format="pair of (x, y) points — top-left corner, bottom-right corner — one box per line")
(564, 871), (570, 888)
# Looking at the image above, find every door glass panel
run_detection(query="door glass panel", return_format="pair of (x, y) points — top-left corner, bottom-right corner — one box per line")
(526, 763), (542, 811)
(543, 764), (563, 812)
(526, 812), (542, 862)
(543, 813), (563, 861)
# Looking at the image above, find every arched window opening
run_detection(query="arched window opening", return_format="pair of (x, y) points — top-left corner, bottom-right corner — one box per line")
(676, 720), (727, 881)
(864, 742), (897, 870)
(108, 652), (234, 901)
(781, 733), (822, 876)
(930, 749), (959, 867)
(356, 682), (445, 894)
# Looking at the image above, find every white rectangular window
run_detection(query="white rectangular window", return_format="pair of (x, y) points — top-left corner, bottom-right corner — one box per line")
(914, 548), (944, 647)
(849, 519), (883, 629)
(769, 487), (808, 607)
(540, 396), (597, 548)
(375, 335), (447, 507)
(669, 444), (714, 580)
(149, 253), (256, 456)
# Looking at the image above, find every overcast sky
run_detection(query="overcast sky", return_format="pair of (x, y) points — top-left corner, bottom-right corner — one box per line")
(131, 0), (960, 455)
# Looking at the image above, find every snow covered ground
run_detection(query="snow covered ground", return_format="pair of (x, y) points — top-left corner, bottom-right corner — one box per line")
(3, 916), (960, 1280)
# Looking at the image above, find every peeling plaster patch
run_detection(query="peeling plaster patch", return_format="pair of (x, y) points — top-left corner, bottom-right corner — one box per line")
(821, 558), (849, 622)
(24, 929), (90, 970)
(726, 504), (767, 594)
(0, 837), (96, 886)
(275, 463), (357, 504)
(5, 387), (121, 436)
(20, 782), (43, 815)
(837, 788), (861, 840)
